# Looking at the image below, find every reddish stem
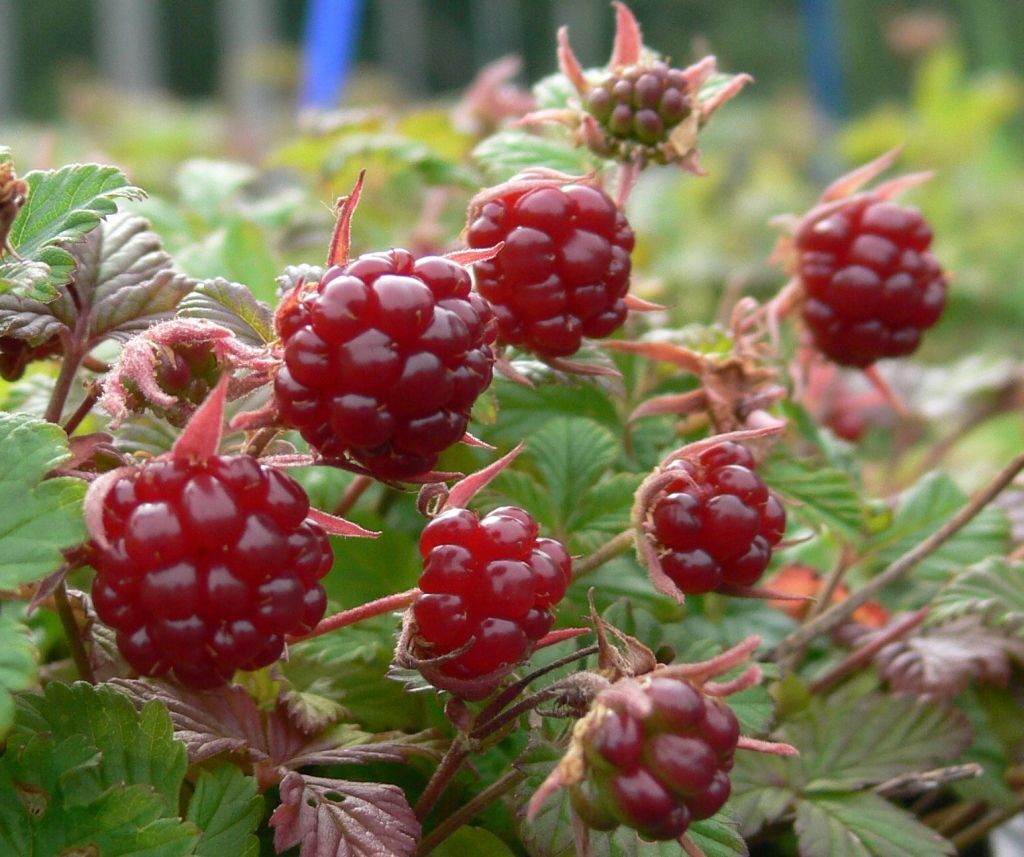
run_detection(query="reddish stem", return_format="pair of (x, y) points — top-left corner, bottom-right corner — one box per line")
(286, 588), (419, 643)
(536, 627), (592, 649)
(808, 608), (929, 694)
(333, 474), (374, 517)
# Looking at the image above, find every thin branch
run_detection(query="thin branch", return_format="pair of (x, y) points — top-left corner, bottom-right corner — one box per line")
(414, 734), (472, 823)
(285, 588), (418, 643)
(333, 474), (374, 516)
(44, 347), (83, 424)
(474, 643), (600, 729)
(572, 529), (635, 579)
(769, 451), (1024, 662)
(61, 385), (100, 435)
(416, 768), (526, 856)
(55, 582), (95, 684)
(951, 794), (1024, 852)
(808, 608), (928, 694)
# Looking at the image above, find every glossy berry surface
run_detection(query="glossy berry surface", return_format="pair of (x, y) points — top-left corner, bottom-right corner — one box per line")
(88, 454), (333, 688)
(571, 675), (739, 840)
(649, 442), (785, 594)
(583, 61), (693, 161)
(274, 249), (496, 480)
(467, 183), (634, 358)
(797, 196), (947, 367)
(412, 506), (572, 679)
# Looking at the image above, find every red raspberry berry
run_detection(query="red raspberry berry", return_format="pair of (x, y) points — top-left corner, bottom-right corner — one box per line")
(88, 454), (333, 688)
(412, 506), (571, 681)
(274, 250), (496, 480)
(647, 442), (785, 594)
(466, 181), (634, 358)
(797, 196), (947, 367)
(571, 674), (740, 839)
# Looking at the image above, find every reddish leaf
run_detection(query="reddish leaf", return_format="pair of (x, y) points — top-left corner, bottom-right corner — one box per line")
(271, 771), (419, 857)
(170, 373), (229, 462)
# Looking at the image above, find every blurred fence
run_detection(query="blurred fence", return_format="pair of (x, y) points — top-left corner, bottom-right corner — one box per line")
(1, 0), (1021, 123)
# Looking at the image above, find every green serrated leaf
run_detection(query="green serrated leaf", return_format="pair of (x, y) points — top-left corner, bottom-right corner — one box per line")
(0, 213), (195, 348)
(491, 468), (559, 533)
(0, 412), (86, 588)
(930, 556), (1024, 634)
(0, 256), (64, 301)
(794, 793), (953, 857)
(866, 472), (1010, 583)
(730, 751), (797, 837)
(687, 814), (749, 857)
(473, 130), (595, 180)
(569, 471), (643, 554)
(178, 277), (275, 346)
(784, 686), (972, 792)
(10, 164), (144, 256)
(41, 784), (200, 857)
(760, 455), (865, 538)
(186, 764), (263, 857)
(527, 417), (618, 537)
(15, 682), (188, 812)
(0, 617), (37, 741)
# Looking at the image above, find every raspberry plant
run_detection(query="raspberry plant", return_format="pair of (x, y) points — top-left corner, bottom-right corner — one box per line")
(2, 5), (1024, 857)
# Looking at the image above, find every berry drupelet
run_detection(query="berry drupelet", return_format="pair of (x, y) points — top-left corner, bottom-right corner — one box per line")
(274, 249), (496, 481)
(570, 675), (739, 840)
(89, 454), (333, 688)
(583, 61), (692, 160)
(797, 195), (947, 367)
(466, 178), (634, 358)
(412, 505), (572, 681)
(646, 441), (785, 594)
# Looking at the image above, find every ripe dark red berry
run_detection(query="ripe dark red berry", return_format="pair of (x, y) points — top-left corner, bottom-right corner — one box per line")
(647, 442), (785, 594)
(274, 249), (496, 480)
(797, 195), (947, 367)
(466, 181), (634, 358)
(571, 674), (740, 840)
(583, 61), (693, 162)
(88, 454), (333, 688)
(412, 505), (572, 680)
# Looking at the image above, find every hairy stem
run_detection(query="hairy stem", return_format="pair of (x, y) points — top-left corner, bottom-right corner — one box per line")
(44, 347), (83, 425)
(55, 583), (95, 684)
(572, 529), (635, 579)
(333, 474), (374, 517)
(61, 385), (100, 435)
(474, 643), (600, 728)
(416, 768), (525, 856)
(285, 588), (418, 643)
(414, 734), (471, 823)
(769, 450), (1024, 662)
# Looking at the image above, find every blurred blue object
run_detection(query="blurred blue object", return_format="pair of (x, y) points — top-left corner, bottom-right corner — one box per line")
(301, 0), (366, 109)
(801, 0), (846, 117)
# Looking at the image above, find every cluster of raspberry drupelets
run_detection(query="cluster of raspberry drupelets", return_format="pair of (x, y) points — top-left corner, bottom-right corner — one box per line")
(583, 60), (692, 158)
(524, 1), (750, 171)
(274, 249), (496, 481)
(412, 505), (572, 682)
(645, 441), (785, 594)
(569, 675), (739, 840)
(466, 176), (634, 359)
(796, 195), (946, 368)
(89, 453), (332, 688)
